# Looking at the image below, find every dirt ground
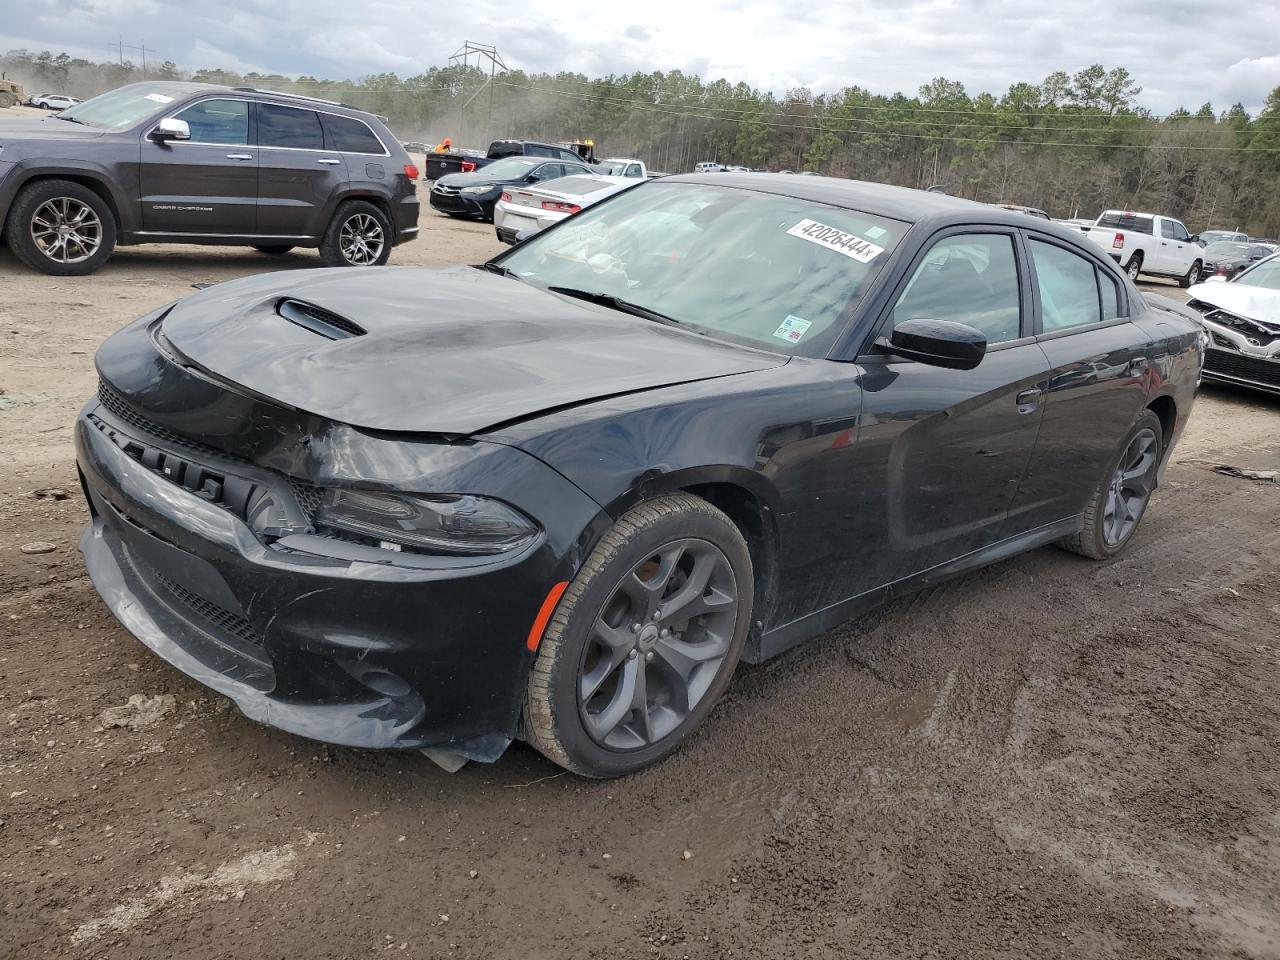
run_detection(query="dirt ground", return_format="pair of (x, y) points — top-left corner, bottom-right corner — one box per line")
(2, 178), (1279, 960)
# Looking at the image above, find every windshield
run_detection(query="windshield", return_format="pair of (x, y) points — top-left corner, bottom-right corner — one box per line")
(497, 181), (907, 355)
(1201, 231), (1244, 243)
(57, 82), (207, 131)
(479, 157), (540, 179)
(1206, 241), (1251, 258)
(1236, 256), (1280, 290)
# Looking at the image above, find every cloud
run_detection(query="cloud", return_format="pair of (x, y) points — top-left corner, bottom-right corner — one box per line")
(2, 0), (1276, 113)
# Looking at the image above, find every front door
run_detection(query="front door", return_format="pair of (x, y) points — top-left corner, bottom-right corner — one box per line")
(1006, 235), (1153, 529)
(845, 229), (1050, 591)
(255, 102), (348, 239)
(139, 97), (256, 234)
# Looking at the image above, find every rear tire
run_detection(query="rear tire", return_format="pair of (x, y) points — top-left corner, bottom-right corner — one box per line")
(1058, 410), (1163, 560)
(1125, 253), (1143, 282)
(319, 200), (392, 267)
(4, 179), (116, 276)
(254, 244), (294, 256)
(524, 494), (754, 778)
(0, 92), (15, 109)
(1179, 260), (1202, 288)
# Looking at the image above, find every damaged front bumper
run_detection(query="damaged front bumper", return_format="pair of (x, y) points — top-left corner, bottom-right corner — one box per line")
(74, 401), (602, 762)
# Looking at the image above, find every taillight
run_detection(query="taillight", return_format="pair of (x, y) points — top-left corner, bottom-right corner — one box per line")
(1112, 232), (1124, 249)
(541, 201), (582, 214)
(500, 192), (511, 202)
(460, 161), (477, 173)
(403, 164), (420, 180)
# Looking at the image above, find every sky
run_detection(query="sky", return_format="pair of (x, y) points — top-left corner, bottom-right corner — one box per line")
(0, 0), (1277, 115)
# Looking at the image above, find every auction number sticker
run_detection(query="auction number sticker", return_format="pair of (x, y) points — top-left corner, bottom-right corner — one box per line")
(773, 314), (813, 344)
(786, 219), (884, 263)
(144, 93), (175, 104)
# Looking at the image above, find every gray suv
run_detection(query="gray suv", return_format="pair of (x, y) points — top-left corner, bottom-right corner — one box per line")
(0, 81), (420, 275)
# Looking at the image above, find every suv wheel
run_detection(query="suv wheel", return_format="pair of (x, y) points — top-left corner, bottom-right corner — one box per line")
(4, 179), (116, 276)
(254, 244), (295, 256)
(319, 201), (391, 267)
(524, 494), (754, 778)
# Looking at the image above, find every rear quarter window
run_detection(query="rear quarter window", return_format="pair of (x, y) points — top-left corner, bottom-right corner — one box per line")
(322, 114), (385, 154)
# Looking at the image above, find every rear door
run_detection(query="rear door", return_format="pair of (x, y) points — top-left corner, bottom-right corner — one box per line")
(1005, 234), (1152, 530)
(320, 111), (390, 191)
(255, 102), (348, 238)
(139, 97), (257, 234)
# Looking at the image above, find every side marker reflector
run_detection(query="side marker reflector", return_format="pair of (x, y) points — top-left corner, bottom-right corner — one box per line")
(526, 581), (569, 651)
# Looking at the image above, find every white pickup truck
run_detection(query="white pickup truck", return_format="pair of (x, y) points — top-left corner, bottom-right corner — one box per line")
(1076, 210), (1204, 287)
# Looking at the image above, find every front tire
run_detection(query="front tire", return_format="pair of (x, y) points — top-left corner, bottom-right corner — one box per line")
(524, 494), (754, 778)
(1058, 409), (1163, 560)
(1179, 260), (1202, 288)
(3, 179), (116, 276)
(1125, 253), (1143, 282)
(319, 200), (391, 267)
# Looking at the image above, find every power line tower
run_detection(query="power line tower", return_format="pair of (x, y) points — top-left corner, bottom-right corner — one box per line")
(448, 41), (508, 126)
(106, 39), (157, 73)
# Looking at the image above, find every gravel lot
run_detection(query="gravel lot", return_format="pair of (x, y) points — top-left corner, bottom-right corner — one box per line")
(2, 169), (1279, 959)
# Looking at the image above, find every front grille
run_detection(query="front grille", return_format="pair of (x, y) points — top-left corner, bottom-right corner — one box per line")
(1199, 308), (1280, 347)
(1204, 349), (1280, 388)
(157, 574), (263, 648)
(432, 185), (459, 196)
(289, 480), (325, 518)
(97, 381), (249, 463)
(1211, 332), (1234, 349)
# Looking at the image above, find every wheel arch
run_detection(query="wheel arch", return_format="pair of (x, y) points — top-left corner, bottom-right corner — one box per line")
(601, 466), (782, 658)
(2, 169), (126, 238)
(1146, 393), (1176, 445)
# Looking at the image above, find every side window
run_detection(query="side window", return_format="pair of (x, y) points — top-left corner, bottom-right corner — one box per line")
(626, 164), (642, 177)
(1098, 268), (1121, 320)
(1171, 221), (1191, 242)
(258, 104), (324, 150)
(525, 144), (555, 158)
(891, 233), (1022, 344)
(173, 99), (248, 145)
(1031, 239), (1102, 331)
(321, 114), (384, 154)
(558, 149), (581, 162)
(1160, 220), (1178, 240)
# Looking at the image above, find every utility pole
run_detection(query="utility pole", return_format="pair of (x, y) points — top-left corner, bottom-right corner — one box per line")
(106, 39), (156, 73)
(448, 42), (508, 129)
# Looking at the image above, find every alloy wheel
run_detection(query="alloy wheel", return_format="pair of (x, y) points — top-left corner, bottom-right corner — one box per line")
(578, 539), (739, 750)
(30, 197), (102, 264)
(1127, 259), (1141, 281)
(1102, 427), (1158, 546)
(1187, 263), (1200, 284)
(339, 213), (385, 265)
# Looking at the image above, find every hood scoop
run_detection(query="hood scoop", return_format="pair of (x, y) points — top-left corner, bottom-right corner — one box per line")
(277, 299), (366, 340)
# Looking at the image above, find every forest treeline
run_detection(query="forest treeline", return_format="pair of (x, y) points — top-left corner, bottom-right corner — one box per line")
(5, 48), (1280, 234)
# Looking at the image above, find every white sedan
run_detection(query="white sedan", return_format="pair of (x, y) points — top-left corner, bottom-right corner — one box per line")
(494, 175), (640, 244)
(28, 94), (80, 110)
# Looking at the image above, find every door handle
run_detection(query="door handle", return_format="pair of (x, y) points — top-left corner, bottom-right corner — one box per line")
(226, 153), (253, 160)
(1015, 386), (1043, 414)
(317, 158), (341, 165)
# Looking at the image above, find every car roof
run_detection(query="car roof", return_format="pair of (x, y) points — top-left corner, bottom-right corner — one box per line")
(662, 172), (1080, 236)
(136, 81), (384, 122)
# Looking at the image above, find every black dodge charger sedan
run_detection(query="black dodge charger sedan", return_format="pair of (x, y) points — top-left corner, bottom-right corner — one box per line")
(77, 175), (1203, 777)
(429, 155), (596, 221)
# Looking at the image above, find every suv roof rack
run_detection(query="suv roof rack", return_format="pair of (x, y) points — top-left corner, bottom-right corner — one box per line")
(232, 87), (345, 108)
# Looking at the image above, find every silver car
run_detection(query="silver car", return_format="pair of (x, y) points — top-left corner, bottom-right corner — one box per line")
(493, 175), (639, 244)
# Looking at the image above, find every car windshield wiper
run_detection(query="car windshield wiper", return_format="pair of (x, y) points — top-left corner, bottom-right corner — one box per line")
(476, 261), (520, 281)
(56, 114), (89, 125)
(546, 286), (684, 328)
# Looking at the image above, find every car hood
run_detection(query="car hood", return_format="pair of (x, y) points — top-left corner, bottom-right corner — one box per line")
(1187, 280), (1280, 327)
(158, 266), (785, 435)
(437, 170), (532, 189)
(0, 116), (106, 143)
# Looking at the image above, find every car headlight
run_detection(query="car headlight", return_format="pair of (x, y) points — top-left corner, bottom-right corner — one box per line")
(460, 185), (494, 195)
(315, 489), (538, 555)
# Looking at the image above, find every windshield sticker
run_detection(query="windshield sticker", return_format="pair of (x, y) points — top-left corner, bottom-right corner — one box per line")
(144, 93), (175, 104)
(773, 315), (813, 344)
(863, 225), (888, 240)
(786, 219), (884, 263)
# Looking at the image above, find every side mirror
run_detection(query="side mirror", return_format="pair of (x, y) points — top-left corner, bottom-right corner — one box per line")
(152, 117), (190, 142)
(879, 318), (987, 370)
(1186, 235), (1198, 245)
